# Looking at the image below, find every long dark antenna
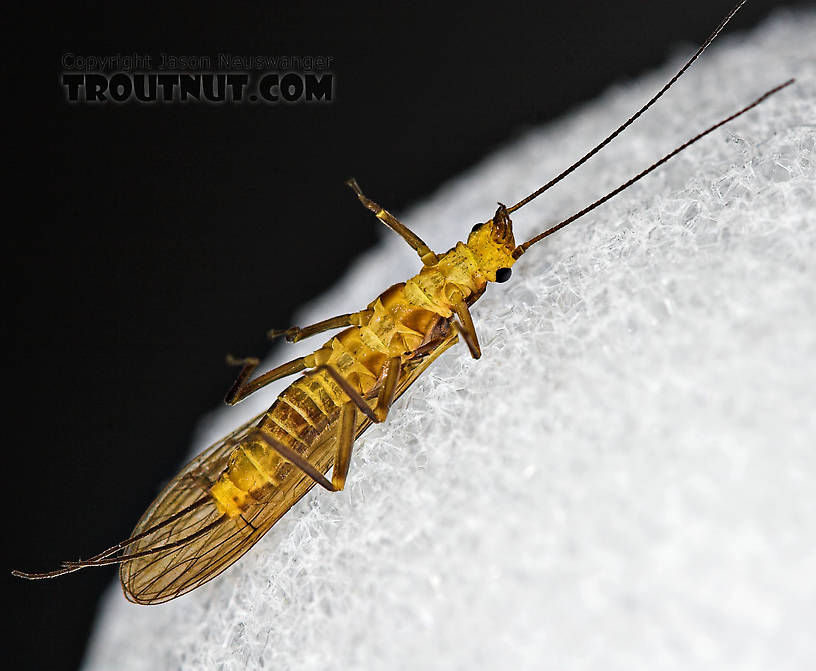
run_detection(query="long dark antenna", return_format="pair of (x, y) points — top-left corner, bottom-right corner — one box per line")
(512, 79), (794, 258)
(505, 0), (748, 216)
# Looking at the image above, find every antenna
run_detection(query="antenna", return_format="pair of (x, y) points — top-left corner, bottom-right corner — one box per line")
(512, 79), (795, 258)
(505, 0), (748, 217)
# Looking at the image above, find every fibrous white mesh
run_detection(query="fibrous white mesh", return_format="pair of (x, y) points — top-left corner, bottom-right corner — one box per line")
(84, 11), (816, 671)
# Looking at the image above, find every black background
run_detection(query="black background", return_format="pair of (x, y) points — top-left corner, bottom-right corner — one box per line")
(7, 1), (808, 669)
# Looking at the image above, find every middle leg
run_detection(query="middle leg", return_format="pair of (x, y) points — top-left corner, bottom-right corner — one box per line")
(268, 308), (373, 343)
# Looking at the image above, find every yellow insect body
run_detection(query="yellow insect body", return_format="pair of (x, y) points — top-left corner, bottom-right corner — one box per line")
(14, 0), (791, 606)
(109, 215), (518, 602)
(210, 220), (517, 520)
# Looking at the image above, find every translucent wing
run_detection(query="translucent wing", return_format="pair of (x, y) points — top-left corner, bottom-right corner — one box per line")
(120, 332), (458, 604)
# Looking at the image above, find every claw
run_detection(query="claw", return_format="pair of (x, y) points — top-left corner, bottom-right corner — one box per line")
(268, 327), (300, 343)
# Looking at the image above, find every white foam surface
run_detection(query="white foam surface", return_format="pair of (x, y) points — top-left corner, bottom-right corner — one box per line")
(84, 11), (816, 671)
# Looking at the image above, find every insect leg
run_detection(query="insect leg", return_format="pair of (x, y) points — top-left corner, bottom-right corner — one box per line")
(374, 355), (401, 422)
(268, 308), (374, 343)
(224, 355), (309, 405)
(331, 403), (357, 491)
(450, 298), (481, 359)
(345, 178), (439, 266)
(331, 356), (400, 490)
(308, 364), (381, 423)
(251, 428), (337, 491)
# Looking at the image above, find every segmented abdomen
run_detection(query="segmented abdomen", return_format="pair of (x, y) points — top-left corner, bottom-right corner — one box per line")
(209, 269), (474, 518)
(209, 379), (341, 517)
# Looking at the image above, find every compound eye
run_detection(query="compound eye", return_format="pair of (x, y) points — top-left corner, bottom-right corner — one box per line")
(495, 267), (512, 283)
(471, 223), (482, 233)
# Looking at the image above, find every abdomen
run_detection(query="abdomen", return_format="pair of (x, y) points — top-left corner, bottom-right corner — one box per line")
(210, 282), (447, 518)
(209, 379), (342, 517)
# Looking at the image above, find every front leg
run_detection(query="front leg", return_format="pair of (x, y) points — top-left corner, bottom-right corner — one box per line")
(450, 297), (481, 359)
(346, 178), (438, 266)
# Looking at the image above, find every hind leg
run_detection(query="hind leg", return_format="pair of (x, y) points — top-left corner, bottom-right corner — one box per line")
(308, 356), (401, 423)
(330, 356), (401, 490)
(224, 355), (310, 405)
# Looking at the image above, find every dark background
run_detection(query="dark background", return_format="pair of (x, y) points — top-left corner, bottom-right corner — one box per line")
(6, 1), (808, 669)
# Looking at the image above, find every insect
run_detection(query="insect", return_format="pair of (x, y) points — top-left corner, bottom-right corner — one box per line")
(14, 0), (793, 604)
